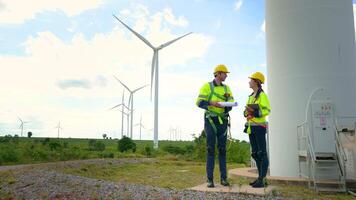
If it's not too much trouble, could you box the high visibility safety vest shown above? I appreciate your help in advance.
[196,81,234,112]
[244,91,271,134]
[196,81,234,129]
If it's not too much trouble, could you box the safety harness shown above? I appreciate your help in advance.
[205,81,231,138]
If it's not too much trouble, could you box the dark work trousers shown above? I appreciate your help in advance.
[248,125,269,179]
[205,116,228,181]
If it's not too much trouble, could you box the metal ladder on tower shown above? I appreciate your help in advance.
[297,88,347,192]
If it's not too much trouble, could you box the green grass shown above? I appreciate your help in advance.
[274,184,356,200]
[57,158,244,189]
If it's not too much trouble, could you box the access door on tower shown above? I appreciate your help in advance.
[310,101,336,154]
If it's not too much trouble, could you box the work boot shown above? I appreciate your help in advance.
[252,178,266,188]
[207,180,215,188]
[249,178,258,186]
[220,179,230,186]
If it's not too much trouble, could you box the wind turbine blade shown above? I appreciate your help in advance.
[110,104,123,110]
[157,32,193,50]
[113,14,155,49]
[18,117,23,123]
[150,52,157,101]
[133,84,149,93]
[128,93,132,107]
[113,75,132,92]
[121,90,125,102]
[122,104,131,111]
[118,110,129,116]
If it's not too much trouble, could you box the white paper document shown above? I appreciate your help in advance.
[218,102,238,107]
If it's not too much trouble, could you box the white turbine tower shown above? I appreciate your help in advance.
[110,99,131,138]
[55,121,63,138]
[119,109,130,137]
[113,76,147,139]
[111,90,130,138]
[113,15,192,148]
[134,115,145,140]
[18,117,28,137]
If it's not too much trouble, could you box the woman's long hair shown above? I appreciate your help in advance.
[250,79,264,102]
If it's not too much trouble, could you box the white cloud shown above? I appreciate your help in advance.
[0,0,103,24]
[234,0,243,11]
[0,1,5,12]
[57,76,107,90]
[257,20,265,39]
[162,8,188,27]
[0,5,214,140]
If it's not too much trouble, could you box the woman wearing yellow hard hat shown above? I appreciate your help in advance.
[243,72,271,188]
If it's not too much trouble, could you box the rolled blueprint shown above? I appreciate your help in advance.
[218,102,238,107]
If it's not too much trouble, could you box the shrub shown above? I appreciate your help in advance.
[192,130,207,161]
[29,148,50,161]
[0,145,21,164]
[98,152,114,158]
[12,135,19,144]
[190,129,250,163]
[184,145,194,155]
[162,145,186,155]
[117,136,136,153]
[48,141,62,151]
[226,139,250,164]
[88,140,106,151]
[144,145,152,157]
[0,135,12,143]
[63,141,69,148]
[42,138,50,145]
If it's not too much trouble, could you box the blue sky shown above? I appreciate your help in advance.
[0,0,355,141]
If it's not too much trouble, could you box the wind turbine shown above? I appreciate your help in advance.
[113,75,147,139]
[113,15,192,148]
[18,117,29,137]
[110,102,131,138]
[134,115,145,140]
[118,109,130,137]
[110,90,130,138]
[168,126,174,141]
[55,121,63,138]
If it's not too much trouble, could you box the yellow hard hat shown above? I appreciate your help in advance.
[214,64,229,74]
[249,72,265,84]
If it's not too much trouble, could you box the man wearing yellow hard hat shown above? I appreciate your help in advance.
[196,64,235,188]
[244,72,271,188]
